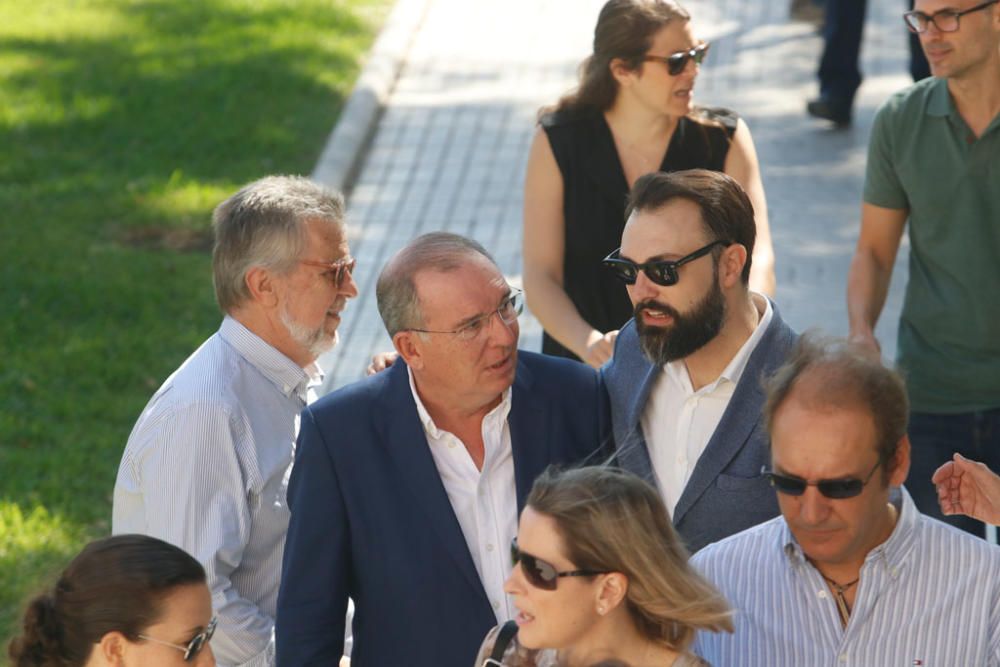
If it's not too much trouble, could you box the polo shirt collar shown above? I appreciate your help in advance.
[927,77,953,118]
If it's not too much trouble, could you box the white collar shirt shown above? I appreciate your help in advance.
[641,293,772,515]
[408,368,517,623]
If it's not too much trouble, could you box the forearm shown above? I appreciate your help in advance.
[524,268,604,357]
[846,247,893,338]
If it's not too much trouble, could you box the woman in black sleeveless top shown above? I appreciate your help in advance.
[523,0,775,365]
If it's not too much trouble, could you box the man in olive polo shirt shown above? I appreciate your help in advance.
[846,0,1000,537]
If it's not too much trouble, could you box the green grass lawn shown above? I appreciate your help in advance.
[0,0,389,648]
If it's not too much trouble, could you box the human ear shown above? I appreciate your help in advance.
[719,244,748,289]
[96,631,129,666]
[888,435,911,487]
[392,331,423,370]
[595,572,629,615]
[609,58,638,87]
[245,266,280,308]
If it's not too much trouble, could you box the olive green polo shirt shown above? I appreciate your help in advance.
[864,76,1000,413]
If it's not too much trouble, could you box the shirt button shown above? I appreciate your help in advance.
[486,543,494,552]
[448,441,456,448]
[492,600,499,610]
[839,654,848,663]
[817,590,828,599]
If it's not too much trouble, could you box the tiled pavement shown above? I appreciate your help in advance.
[317,0,916,392]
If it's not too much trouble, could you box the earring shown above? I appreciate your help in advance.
[597,605,606,615]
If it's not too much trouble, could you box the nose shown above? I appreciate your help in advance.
[340,268,359,298]
[798,487,831,525]
[504,562,525,595]
[627,268,661,305]
[198,643,217,667]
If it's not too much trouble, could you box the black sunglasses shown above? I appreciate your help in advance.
[510,539,608,591]
[761,460,883,500]
[603,240,729,287]
[643,42,711,76]
[139,617,216,662]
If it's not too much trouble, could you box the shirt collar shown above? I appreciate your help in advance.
[663,292,773,392]
[927,77,956,119]
[219,316,323,402]
[407,366,512,439]
[781,486,920,575]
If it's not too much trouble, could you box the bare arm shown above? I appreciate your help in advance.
[846,203,907,353]
[522,126,617,367]
[724,118,775,297]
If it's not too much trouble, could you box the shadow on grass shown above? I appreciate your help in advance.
[0,0,387,637]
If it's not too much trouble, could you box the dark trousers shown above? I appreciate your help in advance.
[906,407,1000,538]
[818,0,929,105]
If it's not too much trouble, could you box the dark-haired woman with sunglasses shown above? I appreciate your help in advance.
[8,534,216,667]
[523,0,775,368]
[474,467,732,666]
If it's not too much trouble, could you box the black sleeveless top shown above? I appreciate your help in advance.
[539,106,738,360]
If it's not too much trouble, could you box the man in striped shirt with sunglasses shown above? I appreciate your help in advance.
[692,334,1000,666]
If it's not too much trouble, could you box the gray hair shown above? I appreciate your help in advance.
[764,332,910,470]
[376,232,497,337]
[212,175,345,313]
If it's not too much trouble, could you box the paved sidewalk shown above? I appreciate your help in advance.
[318,0,915,391]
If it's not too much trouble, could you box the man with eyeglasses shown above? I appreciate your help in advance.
[275,232,608,667]
[847,0,1000,538]
[602,169,797,553]
[690,334,1000,666]
[113,175,359,667]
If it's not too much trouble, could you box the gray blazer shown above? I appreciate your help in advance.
[602,302,797,553]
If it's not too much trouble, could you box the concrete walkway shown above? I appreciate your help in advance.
[317,0,915,391]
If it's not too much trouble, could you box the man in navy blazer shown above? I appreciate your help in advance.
[276,232,608,667]
[602,170,797,553]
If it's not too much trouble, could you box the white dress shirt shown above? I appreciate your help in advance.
[641,294,772,515]
[408,368,518,622]
[113,316,322,667]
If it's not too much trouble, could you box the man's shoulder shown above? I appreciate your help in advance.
[915,511,1000,567]
[518,349,595,381]
[692,516,785,572]
[309,361,398,418]
[874,77,940,127]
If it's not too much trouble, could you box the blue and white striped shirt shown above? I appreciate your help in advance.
[691,487,1000,666]
[113,316,322,667]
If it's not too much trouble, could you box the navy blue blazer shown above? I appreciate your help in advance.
[276,351,609,667]
[602,302,797,553]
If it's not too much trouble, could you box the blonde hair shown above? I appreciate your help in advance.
[526,466,733,651]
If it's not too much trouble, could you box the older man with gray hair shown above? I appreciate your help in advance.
[113,175,358,666]
[276,231,609,667]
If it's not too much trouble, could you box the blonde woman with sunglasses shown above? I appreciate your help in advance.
[524,0,775,368]
[475,467,732,667]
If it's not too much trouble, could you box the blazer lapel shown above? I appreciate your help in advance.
[616,360,661,488]
[508,358,549,513]
[672,306,793,524]
[377,361,487,598]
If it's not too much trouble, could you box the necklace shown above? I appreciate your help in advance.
[822,574,860,627]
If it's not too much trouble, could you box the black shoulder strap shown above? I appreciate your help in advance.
[488,620,519,664]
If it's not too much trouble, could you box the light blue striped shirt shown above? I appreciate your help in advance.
[113,316,322,667]
[691,487,1000,666]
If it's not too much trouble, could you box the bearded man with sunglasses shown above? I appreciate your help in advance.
[276,232,608,667]
[691,334,1000,666]
[113,176,359,667]
[603,169,797,554]
[847,0,1000,538]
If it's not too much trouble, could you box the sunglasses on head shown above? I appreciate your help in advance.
[299,256,356,288]
[139,617,216,662]
[643,42,710,76]
[602,240,729,287]
[510,539,609,591]
[761,460,883,499]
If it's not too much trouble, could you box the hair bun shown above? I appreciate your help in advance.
[8,594,63,667]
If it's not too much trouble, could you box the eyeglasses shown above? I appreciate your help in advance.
[643,42,710,76]
[510,539,609,591]
[407,289,523,342]
[903,0,998,32]
[299,256,356,288]
[761,460,883,499]
[603,240,729,287]
[139,617,216,662]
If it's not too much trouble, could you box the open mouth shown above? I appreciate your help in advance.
[641,307,674,325]
[515,611,535,626]
[489,354,512,371]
